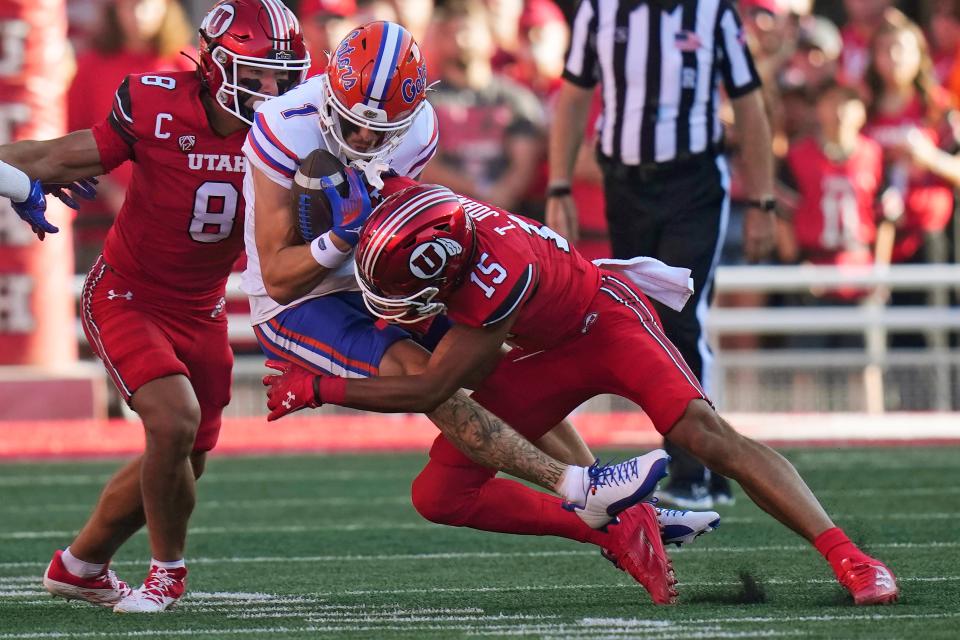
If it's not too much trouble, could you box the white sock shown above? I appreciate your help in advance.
[61,547,106,579]
[557,465,589,506]
[151,558,185,570]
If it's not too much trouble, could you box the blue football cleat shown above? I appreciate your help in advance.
[653,501,721,547]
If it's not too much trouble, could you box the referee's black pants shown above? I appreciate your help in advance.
[601,153,729,484]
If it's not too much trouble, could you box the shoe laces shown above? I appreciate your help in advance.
[104,569,125,590]
[647,498,688,519]
[141,567,177,600]
[588,458,640,492]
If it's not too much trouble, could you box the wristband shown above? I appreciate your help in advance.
[0,160,31,202]
[546,183,572,198]
[318,375,347,405]
[745,197,777,212]
[309,231,351,269]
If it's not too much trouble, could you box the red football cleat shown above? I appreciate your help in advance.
[837,558,899,605]
[114,565,188,613]
[43,549,132,607]
[602,502,678,605]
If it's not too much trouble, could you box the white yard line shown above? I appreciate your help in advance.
[3,575,959,603]
[0,522,432,540]
[0,469,410,488]
[2,485,955,515]
[4,513,959,540]
[0,495,411,515]
[0,611,958,640]
[1,587,957,640]
[1,541,958,571]
[722,512,960,524]
[813,486,960,498]
[583,612,960,625]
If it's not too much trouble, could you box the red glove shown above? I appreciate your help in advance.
[262,359,318,421]
[263,359,349,421]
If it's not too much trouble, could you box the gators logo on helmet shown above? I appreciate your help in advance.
[319,21,429,160]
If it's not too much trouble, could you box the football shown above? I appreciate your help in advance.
[290,149,350,243]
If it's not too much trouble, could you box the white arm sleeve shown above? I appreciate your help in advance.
[0,160,31,202]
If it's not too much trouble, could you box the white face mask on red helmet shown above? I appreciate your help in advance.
[355,184,477,324]
[198,0,311,125]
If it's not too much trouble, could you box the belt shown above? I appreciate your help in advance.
[598,151,714,182]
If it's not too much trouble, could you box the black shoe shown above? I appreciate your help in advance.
[709,473,735,506]
[655,479,713,510]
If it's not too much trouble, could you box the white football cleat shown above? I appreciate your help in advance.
[565,450,671,529]
[43,549,132,607]
[654,502,721,547]
[113,565,187,613]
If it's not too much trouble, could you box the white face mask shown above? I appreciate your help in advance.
[356,273,446,324]
[210,48,311,125]
[317,75,424,161]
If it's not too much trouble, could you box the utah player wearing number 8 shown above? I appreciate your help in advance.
[0,0,310,613]
[266,175,901,607]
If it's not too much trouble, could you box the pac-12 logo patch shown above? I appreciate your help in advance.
[178,135,196,152]
[409,238,463,279]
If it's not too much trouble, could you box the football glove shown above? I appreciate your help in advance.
[263,359,322,421]
[12,179,57,240]
[12,177,99,241]
[45,177,99,210]
[322,166,372,247]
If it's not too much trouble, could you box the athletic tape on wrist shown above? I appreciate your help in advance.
[310,231,351,269]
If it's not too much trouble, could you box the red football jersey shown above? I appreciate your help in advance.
[444,196,602,351]
[786,136,883,264]
[91,71,249,308]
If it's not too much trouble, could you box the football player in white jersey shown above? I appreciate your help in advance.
[242,21,720,603]
[242,20,438,327]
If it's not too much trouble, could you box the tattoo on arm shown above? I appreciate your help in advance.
[427,390,567,490]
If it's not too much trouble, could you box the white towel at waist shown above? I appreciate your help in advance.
[592,256,694,312]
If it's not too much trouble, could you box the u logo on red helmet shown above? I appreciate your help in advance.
[202,4,235,37]
[409,238,463,280]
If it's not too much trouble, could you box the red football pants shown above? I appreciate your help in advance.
[81,256,232,452]
[410,272,707,541]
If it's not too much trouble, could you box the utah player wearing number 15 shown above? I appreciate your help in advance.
[0,0,309,613]
[268,176,900,607]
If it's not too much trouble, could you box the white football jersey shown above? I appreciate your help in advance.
[240,74,439,324]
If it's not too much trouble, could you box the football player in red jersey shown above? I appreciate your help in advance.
[265,176,901,607]
[245,23,726,605]
[0,0,311,612]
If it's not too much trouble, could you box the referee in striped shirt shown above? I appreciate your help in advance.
[547,0,775,509]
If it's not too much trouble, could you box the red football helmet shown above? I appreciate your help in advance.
[320,21,429,160]
[355,184,476,324]
[198,0,311,125]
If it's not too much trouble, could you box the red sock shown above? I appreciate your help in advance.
[813,527,872,578]
[411,461,609,547]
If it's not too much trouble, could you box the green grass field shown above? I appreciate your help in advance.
[0,446,957,639]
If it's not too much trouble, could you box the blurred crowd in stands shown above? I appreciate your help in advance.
[60,0,960,307]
